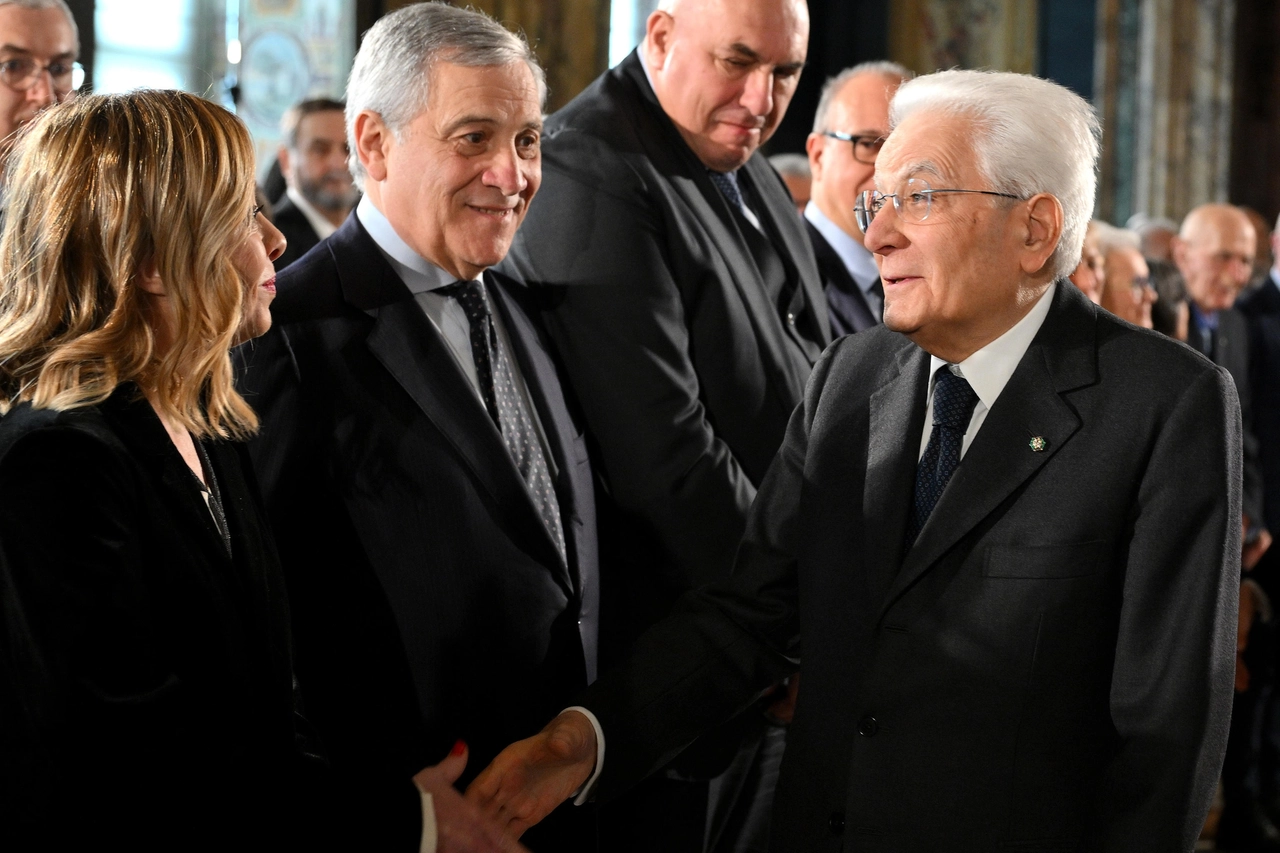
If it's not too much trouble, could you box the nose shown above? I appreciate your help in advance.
[26,68,56,108]
[740,68,774,118]
[258,212,286,262]
[862,198,904,253]
[483,144,529,196]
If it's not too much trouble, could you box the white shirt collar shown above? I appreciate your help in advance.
[356,195,468,292]
[804,200,879,292]
[286,186,340,241]
[1270,267,1280,293]
[928,283,1056,412]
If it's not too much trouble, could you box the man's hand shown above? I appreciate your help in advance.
[413,741,530,853]
[465,710,598,839]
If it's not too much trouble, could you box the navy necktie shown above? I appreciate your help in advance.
[907,367,980,546]
[438,280,567,563]
[709,169,749,216]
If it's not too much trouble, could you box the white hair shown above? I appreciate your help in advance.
[890,69,1100,279]
[0,0,78,49]
[1092,221,1141,258]
[812,61,912,133]
[345,1,546,191]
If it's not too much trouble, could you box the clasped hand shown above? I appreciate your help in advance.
[465,709,599,839]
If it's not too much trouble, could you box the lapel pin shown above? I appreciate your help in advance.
[1029,436,1047,452]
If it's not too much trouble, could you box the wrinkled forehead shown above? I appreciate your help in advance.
[874,110,980,190]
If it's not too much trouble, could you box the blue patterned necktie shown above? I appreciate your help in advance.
[906,366,980,546]
[709,169,748,216]
[438,280,567,563]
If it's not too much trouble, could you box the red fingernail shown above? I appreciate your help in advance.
[451,739,466,757]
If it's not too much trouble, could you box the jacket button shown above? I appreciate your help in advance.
[787,312,796,325]
[857,715,878,737]
[828,812,845,834]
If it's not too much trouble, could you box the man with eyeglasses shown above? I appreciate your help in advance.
[1091,222,1156,329]
[0,0,77,160]
[804,61,909,337]
[471,69,1239,853]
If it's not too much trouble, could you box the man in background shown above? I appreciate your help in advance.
[767,152,810,214]
[1094,222,1156,329]
[0,0,77,159]
[500,0,824,848]
[272,97,359,270]
[803,61,909,336]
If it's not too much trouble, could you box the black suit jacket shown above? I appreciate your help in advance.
[580,283,1239,852]
[501,50,830,655]
[0,387,407,848]
[271,195,321,272]
[805,218,879,336]
[237,215,599,848]
[1239,282,1280,536]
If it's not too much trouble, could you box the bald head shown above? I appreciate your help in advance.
[643,0,809,172]
[1173,203,1256,313]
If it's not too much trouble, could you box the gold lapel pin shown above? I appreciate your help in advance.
[1029,436,1047,452]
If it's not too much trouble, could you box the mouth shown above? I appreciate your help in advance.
[467,203,519,220]
[882,275,920,288]
[261,276,276,294]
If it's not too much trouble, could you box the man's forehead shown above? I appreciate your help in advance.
[0,6,76,55]
[298,111,345,137]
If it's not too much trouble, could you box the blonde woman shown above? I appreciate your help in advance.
[0,91,523,853]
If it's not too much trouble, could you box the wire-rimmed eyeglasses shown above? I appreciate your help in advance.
[854,177,1022,232]
[0,57,84,96]
[821,131,885,165]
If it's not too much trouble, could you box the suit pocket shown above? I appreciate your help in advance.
[983,541,1107,579]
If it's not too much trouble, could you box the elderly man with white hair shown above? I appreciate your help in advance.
[0,0,78,157]
[468,69,1240,853]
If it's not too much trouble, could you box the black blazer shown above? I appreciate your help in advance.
[237,215,599,848]
[0,387,408,848]
[501,50,830,653]
[580,283,1240,852]
[271,195,321,272]
[1199,305,1265,528]
[805,218,879,336]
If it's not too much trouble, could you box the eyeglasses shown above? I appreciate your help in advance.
[822,131,885,165]
[0,57,84,96]
[854,177,1022,232]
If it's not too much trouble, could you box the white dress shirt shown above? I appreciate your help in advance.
[918,284,1056,460]
[804,200,882,320]
[286,186,340,241]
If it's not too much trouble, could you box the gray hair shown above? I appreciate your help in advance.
[890,69,1101,280]
[811,61,912,133]
[345,1,546,190]
[1092,221,1141,258]
[768,152,810,178]
[0,0,78,49]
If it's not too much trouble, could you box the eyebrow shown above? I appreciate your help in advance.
[0,45,75,61]
[877,159,945,190]
[726,42,805,74]
[442,115,543,135]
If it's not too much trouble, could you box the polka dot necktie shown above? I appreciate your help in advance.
[709,169,748,217]
[906,366,980,547]
[438,280,567,564]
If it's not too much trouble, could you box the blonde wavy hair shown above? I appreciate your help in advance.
[0,90,260,439]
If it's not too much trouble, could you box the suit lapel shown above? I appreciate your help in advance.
[878,284,1097,619]
[806,220,878,333]
[333,221,572,593]
[862,346,930,608]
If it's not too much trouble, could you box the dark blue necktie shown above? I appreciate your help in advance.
[709,169,748,216]
[438,280,567,563]
[907,367,980,546]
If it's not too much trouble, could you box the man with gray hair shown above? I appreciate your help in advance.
[804,60,910,336]
[271,97,358,270]
[0,0,77,158]
[767,152,811,214]
[239,4,599,850]
[471,69,1240,853]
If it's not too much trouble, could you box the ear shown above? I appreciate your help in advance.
[1170,235,1188,269]
[1017,193,1064,277]
[354,110,391,184]
[805,132,825,181]
[276,145,292,179]
[644,10,675,71]
[135,256,166,296]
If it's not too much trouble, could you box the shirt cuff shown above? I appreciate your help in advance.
[416,788,437,853]
[563,705,605,805]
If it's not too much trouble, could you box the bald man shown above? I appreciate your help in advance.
[804,62,909,336]
[500,0,824,849]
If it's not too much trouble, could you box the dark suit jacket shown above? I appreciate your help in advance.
[1198,305,1265,528]
[580,283,1240,852]
[501,50,830,656]
[805,218,879,336]
[0,387,410,848]
[1239,281,1280,537]
[271,195,321,272]
[237,215,599,849]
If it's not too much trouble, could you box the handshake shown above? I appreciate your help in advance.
[420,710,598,853]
